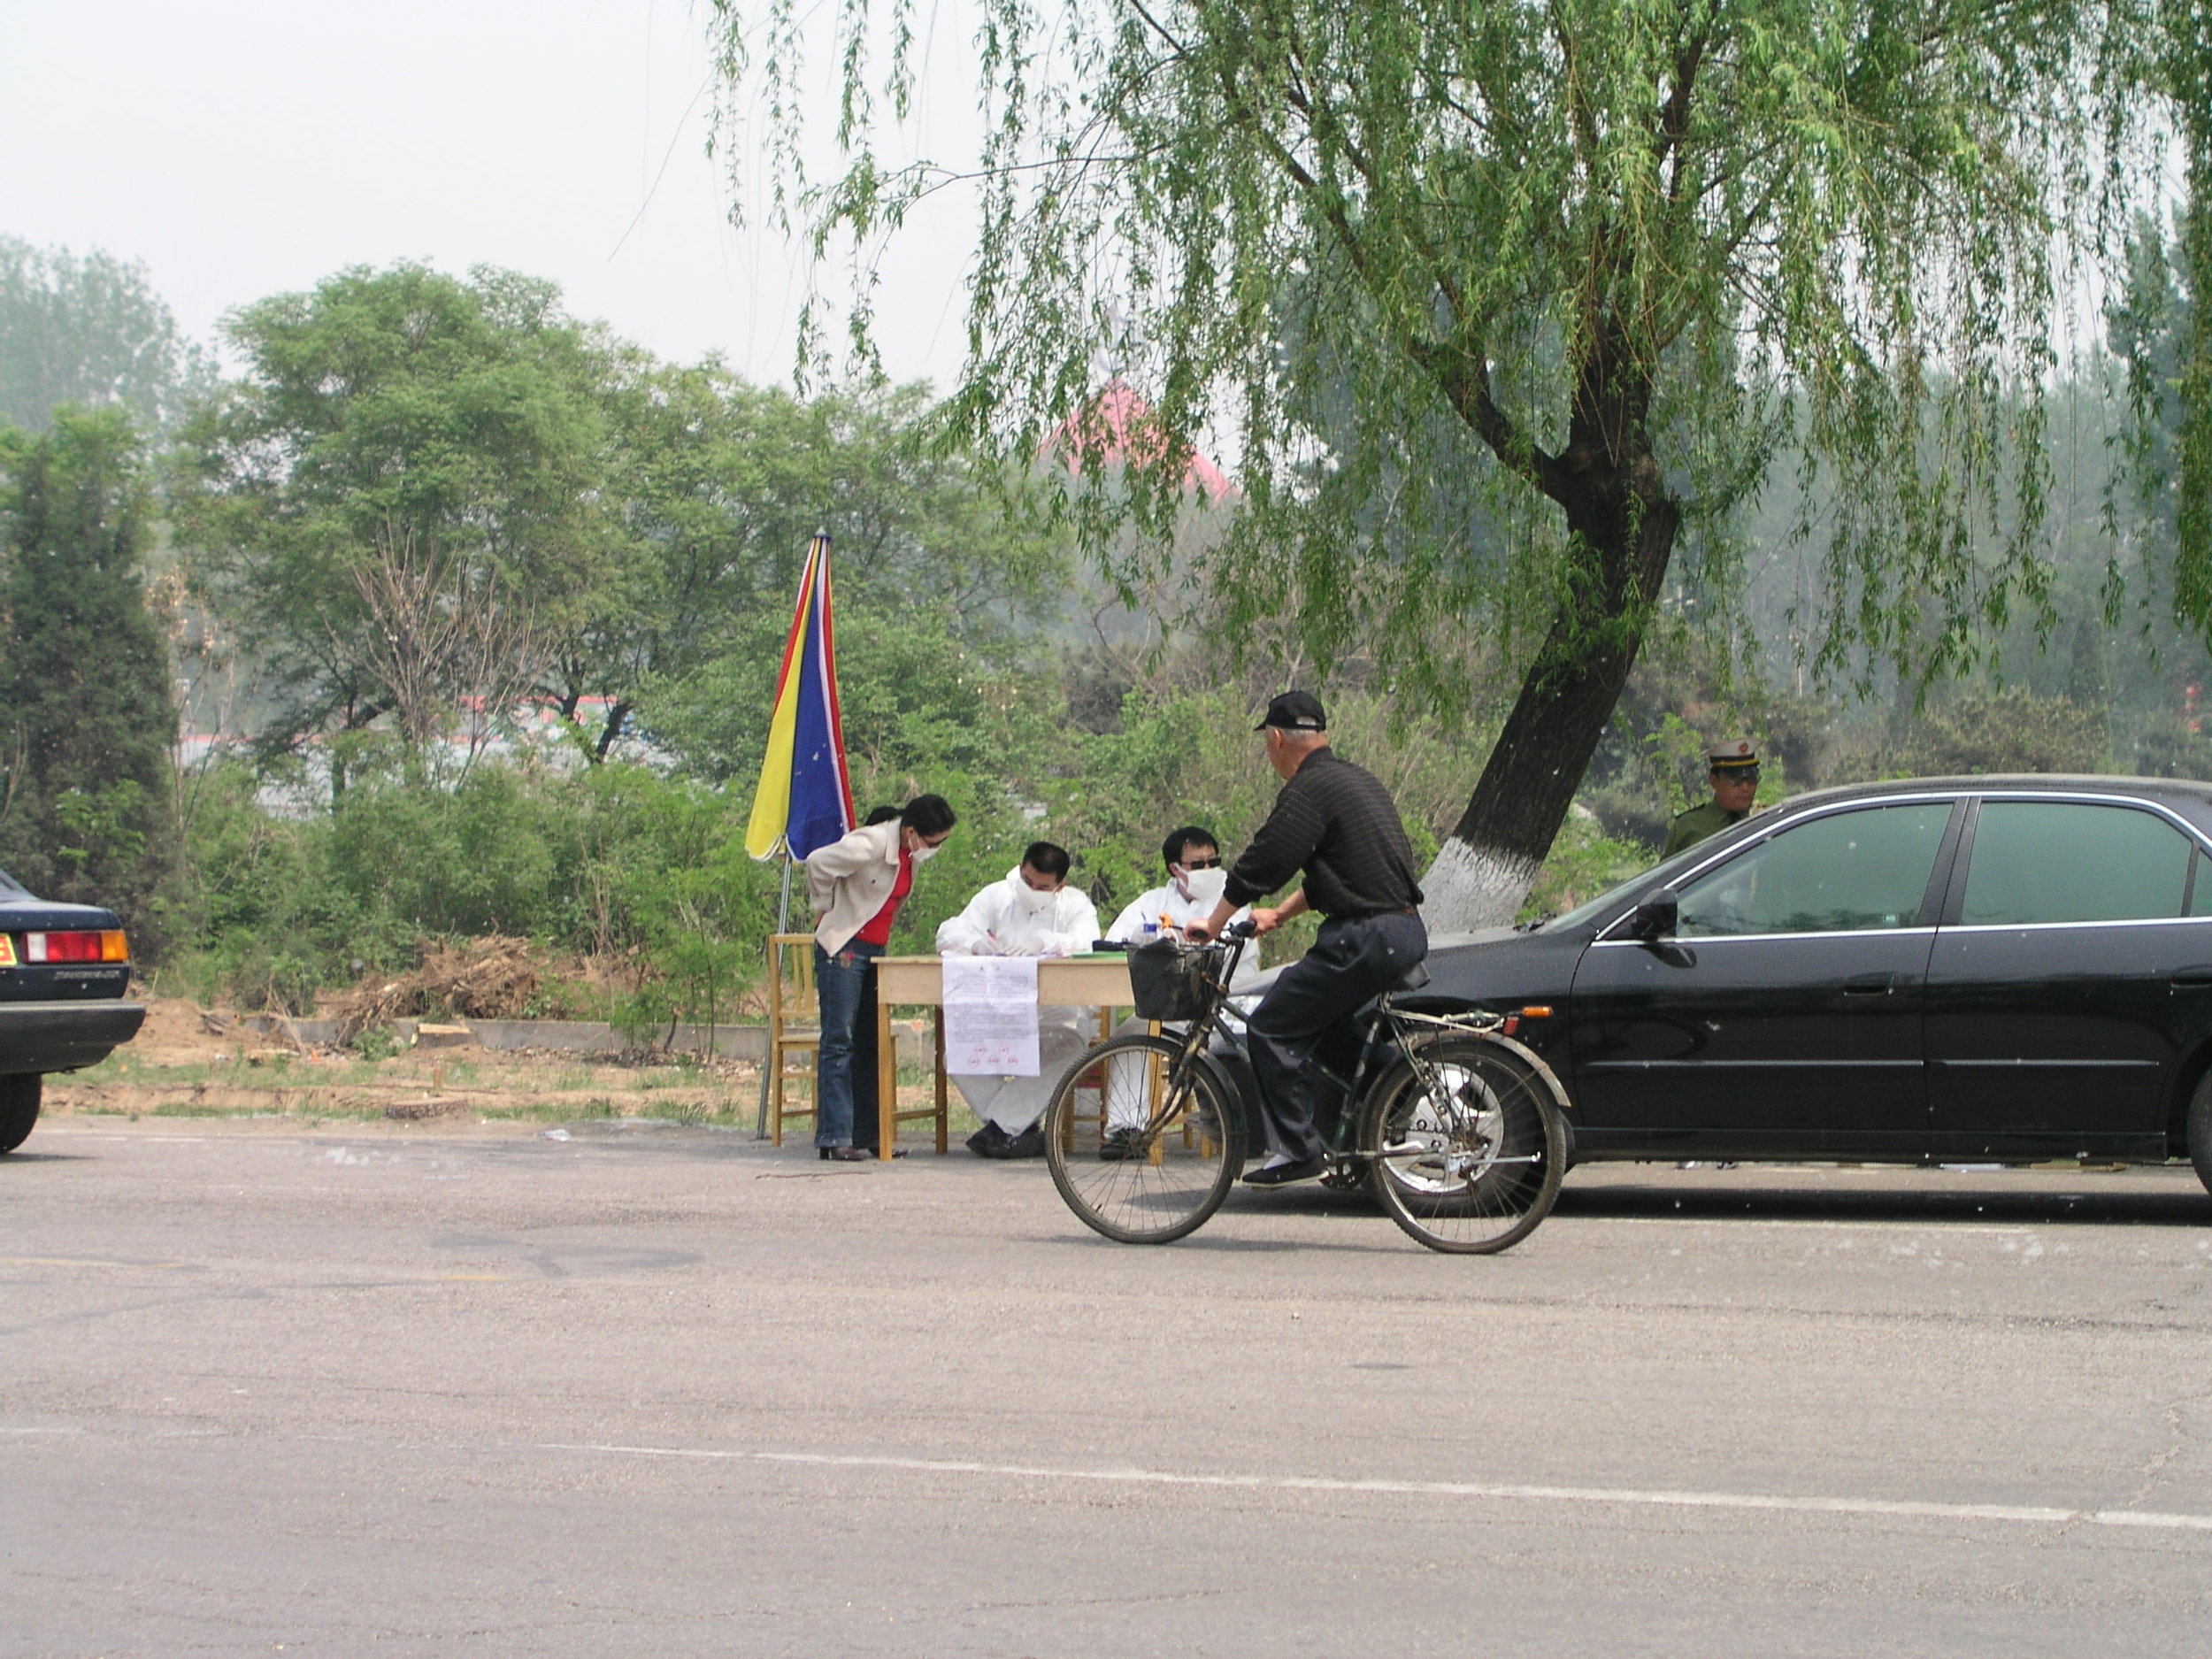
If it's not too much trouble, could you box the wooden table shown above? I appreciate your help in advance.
[872,955,1136,1159]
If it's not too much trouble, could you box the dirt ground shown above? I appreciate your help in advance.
[42,995,967,1134]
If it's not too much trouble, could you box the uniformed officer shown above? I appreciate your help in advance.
[1662,740,1762,857]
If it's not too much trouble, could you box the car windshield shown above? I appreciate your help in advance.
[1539,838,1713,933]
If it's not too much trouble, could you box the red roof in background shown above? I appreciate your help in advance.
[1048,380,1237,504]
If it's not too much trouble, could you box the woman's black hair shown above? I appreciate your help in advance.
[1160,826,1217,870]
[899,795,957,838]
[1023,841,1071,880]
[862,803,902,826]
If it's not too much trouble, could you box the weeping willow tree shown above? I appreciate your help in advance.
[711,0,2203,928]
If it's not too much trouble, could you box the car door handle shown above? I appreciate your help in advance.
[2171,967,2212,987]
[1841,973,1901,995]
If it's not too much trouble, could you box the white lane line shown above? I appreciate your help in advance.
[540,1442,2212,1534]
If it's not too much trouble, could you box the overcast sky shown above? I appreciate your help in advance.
[0,0,983,388]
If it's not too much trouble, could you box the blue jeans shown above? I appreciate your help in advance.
[814,941,883,1148]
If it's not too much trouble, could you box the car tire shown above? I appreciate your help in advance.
[0,1073,41,1155]
[2191,1071,2212,1199]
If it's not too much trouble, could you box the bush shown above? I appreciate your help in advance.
[1895,690,2108,776]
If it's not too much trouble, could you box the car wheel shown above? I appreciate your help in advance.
[0,1074,41,1154]
[2191,1072,2212,1199]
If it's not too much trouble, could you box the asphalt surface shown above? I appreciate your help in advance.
[6,1117,2212,1657]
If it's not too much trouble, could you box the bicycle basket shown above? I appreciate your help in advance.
[1126,938,1225,1022]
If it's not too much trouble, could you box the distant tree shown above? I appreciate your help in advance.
[0,238,212,435]
[560,371,1066,760]
[172,264,618,787]
[2113,207,2206,618]
[713,0,2195,927]
[0,408,179,934]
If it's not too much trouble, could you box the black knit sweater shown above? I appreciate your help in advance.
[1224,748,1424,918]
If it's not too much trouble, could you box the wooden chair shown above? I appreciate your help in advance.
[764,933,821,1146]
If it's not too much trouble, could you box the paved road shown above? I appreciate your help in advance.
[6,1118,2212,1656]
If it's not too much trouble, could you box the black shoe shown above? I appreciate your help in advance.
[1242,1155,1325,1187]
[819,1145,871,1162]
[1004,1122,1046,1159]
[1099,1126,1142,1163]
[966,1123,1013,1158]
[855,1145,910,1159]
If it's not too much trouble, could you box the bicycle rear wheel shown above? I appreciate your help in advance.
[1360,1036,1564,1254]
[1043,1033,1244,1244]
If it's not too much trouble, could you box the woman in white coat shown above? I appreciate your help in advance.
[803,795,956,1160]
[935,841,1100,1156]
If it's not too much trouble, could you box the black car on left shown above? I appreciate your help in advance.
[0,868,145,1152]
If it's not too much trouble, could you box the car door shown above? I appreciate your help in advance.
[1569,798,1962,1158]
[1925,796,2212,1160]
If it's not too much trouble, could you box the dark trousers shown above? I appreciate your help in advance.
[1246,911,1428,1163]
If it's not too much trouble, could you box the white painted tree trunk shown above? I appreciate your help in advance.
[1419,834,1542,934]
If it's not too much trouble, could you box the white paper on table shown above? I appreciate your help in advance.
[941,955,1041,1076]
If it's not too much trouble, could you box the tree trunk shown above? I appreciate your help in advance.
[1422,453,1680,933]
[594,700,630,764]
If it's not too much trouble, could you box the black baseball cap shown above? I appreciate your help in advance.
[1256,690,1328,732]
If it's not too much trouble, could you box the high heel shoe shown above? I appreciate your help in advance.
[819,1145,871,1162]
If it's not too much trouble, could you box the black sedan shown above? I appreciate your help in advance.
[1420,775,2212,1192]
[0,869,145,1152]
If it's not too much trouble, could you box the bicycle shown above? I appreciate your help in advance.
[1041,923,1569,1252]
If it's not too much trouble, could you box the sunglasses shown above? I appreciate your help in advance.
[1179,855,1223,870]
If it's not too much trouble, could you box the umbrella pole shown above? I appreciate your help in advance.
[755,852,795,1139]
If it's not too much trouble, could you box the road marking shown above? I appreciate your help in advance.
[541,1442,2212,1534]
[0,1256,188,1270]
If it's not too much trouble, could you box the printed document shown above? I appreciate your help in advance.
[941,956,1041,1076]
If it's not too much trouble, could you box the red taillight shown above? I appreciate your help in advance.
[24,930,127,964]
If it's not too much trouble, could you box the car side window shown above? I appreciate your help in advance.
[2193,849,2212,918]
[1960,802,2193,926]
[1675,803,1953,937]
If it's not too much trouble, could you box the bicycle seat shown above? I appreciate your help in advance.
[1390,960,1432,993]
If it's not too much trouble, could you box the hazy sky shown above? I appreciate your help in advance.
[0,0,983,388]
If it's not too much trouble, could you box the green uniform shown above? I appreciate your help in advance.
[1662,800,1747,859]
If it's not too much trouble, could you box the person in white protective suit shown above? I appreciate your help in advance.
[1099,826,1261,1157]
[936,841,1101,1157]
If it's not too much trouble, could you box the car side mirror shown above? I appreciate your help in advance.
[1627,889,1678,941]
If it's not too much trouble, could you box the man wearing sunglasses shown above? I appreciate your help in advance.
[1662,740,1763,858]
[1097,827,1261,1162]
[1104,826,1244,943]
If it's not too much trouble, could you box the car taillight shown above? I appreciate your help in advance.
[24,930,127,963]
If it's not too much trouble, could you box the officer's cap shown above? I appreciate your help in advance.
[1706,739,1759,771]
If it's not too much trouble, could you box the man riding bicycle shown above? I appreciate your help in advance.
[1184,691,1428,1187]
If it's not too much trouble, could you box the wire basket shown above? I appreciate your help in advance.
[1126,938,1226,1022]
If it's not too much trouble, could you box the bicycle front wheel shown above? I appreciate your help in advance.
[1043,1033,1245,1244]
[1360,1036,1564,1255]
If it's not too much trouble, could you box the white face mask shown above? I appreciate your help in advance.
[1015,879,1059,915]
[1184,866,1228,907]
[908,838,939,865]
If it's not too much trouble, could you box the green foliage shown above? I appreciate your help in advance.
[0,407,179,939]
[1891,690,2109,778]
[562,372,1066,756]
[173,756,790,1022]
[1518,816,1654,926]
[172,263,618,757]
[710,0,2167,703]
[0,238,213,435]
